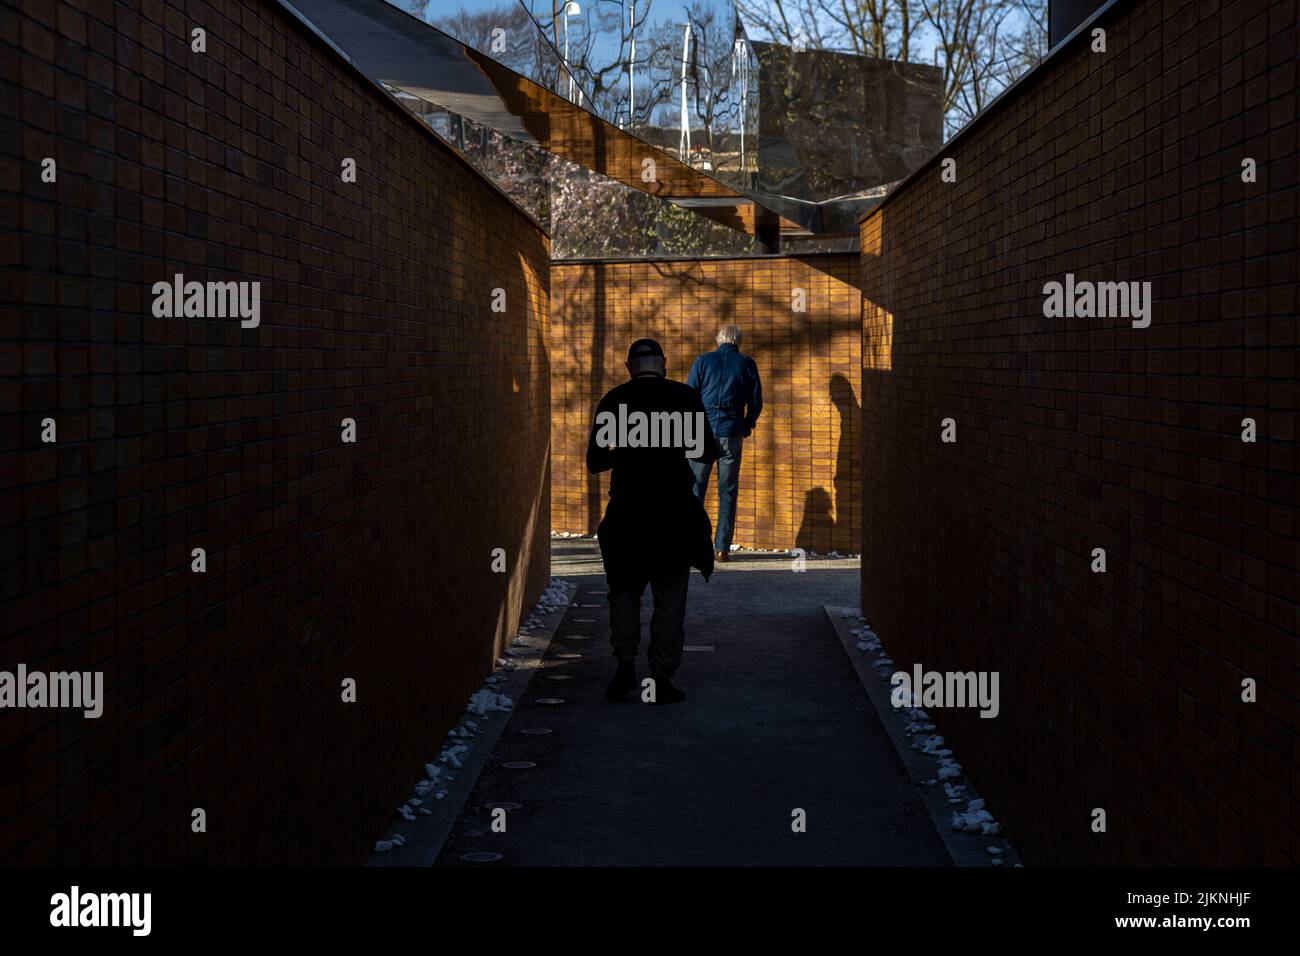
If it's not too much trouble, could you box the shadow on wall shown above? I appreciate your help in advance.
[558,254,862,553]
[487,250,552,672]
[796,372,860,552]
[584,274,606,534]
[368,227,552,867]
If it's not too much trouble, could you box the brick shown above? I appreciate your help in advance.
[858,0,1297,866]
[0,0,550,863]
[550,256,861,554]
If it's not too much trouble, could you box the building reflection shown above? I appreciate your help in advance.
[289,0,944,256]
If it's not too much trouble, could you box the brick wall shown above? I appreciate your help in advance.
[551,255,860,553]
[860,0,1296,864]
[0,0,551,863]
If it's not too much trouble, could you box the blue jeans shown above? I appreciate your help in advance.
[690,435,743,551]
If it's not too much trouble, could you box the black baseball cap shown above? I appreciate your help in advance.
[627,338,665,360]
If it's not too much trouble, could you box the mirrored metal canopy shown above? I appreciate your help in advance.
[282,0,806,238]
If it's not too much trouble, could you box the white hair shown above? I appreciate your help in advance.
[716,325,741,346]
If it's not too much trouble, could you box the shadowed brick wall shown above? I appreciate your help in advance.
[0,0,550,863]
[860,0,1297,864]
[551,255,860,554]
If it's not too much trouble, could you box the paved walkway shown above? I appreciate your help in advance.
[435,539,950,866]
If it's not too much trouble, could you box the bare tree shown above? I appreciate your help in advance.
[637,3,744,166]
[406,1,566,90]
[532,0,656,121]
[737,0,922,59]
[918,0,1046,136]
[738,0,1048,139]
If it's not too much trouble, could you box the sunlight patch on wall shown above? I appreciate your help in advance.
[861,212,893,372]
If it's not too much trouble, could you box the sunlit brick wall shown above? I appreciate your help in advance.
[0,0,550,863]
[860,0,1297,864]
[551,255,860,554]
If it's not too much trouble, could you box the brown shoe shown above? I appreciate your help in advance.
[714,549,729,563]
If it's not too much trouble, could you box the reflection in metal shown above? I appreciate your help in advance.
[439,59,764,252]
[750,41,944,234]
[511,0,759,193]
[731,36,749,182]
[283,0,799,240]
[678,22,691,163]
[627,0,636,128]
[562,1,582,103]
[285,0,945,254]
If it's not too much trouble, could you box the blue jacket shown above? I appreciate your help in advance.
[687,343,763,438]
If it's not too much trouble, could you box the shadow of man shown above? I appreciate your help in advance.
[795,487,834,553]
[830,373,860,554]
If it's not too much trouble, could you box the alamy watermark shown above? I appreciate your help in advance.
[593,404,708,458]
[1042,273,1151,328]
[151,274,261,327]
[50,886,150,936]
[0,665,103,718]
[890,663,999,718]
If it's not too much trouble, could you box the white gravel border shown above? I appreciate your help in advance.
[825,606,1022,868]
[367,579,576,866]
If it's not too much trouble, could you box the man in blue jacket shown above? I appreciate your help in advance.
[687,326,763,562]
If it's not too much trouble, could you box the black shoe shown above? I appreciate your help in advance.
[606,661,636,701]
[649,674,686,705]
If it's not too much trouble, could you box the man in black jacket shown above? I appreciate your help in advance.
[587,339,719,704]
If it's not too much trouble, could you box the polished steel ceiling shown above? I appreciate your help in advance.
[281,0,807,237]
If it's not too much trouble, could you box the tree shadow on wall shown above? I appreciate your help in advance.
[584,272,607,533]
[570,255,860,544]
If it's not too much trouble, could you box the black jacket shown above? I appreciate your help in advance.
[587,372,719,580]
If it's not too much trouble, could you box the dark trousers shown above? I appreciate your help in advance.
[605,563,691,678]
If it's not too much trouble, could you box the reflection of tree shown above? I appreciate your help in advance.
[534,1,753,187]
[738,0,1049,139]
[443,117,555,223]
[550,165,755,258]
[404,1,757,194]
[530,0,653,122]
[406,1,566,88]
[738,0,921,58]
[641,3,745,172]
[415,101,753,258]
[752,40,944,200]
[393,1,761,249]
